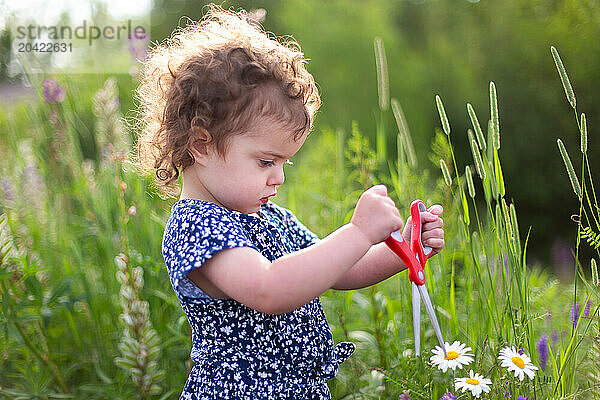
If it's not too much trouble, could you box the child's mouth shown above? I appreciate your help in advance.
[260,193,275,204]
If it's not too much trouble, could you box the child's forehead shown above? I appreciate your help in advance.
[240,121,307,157]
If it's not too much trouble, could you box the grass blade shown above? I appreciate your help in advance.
[493,146,505,198]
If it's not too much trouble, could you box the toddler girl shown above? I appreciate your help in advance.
[133,4,444,399]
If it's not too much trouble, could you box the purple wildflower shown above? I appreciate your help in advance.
[440,393,456,400]
[517,396,528,400]
[127,33,150,63]
[518,346,525,355]
[537,334,549,370]
[551,331,559,346]
[570,302,580,327]
[584,299,593,318]
[500,380,512,398]
[398,390,411,400]
[42,78,65,103]
[1,177,15,205]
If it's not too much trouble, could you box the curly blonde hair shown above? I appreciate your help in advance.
[132,3,321,199]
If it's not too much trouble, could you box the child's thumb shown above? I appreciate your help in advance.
[369,184,388,196]
[428,204,443,215]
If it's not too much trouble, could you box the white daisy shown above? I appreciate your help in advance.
[430,341,474,372]
[498,346,538,381]
[455,370,492,398]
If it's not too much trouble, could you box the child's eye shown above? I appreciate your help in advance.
[259,160,275,167]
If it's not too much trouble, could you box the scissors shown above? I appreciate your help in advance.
[384,199,447,357]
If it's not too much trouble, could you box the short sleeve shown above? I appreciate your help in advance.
[275,205,320,250]
[162,202,258,297]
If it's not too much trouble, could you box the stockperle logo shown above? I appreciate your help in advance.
[15,20,147,46]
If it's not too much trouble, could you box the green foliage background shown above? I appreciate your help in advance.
[149,0,600,264]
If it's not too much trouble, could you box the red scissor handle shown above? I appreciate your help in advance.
[384,199,432,286]
[410,200,433,269]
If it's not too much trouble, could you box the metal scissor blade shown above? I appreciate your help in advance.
[412,282,421,356]
[417,284,447,358]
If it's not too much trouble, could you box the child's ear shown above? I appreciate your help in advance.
[188,127,213,163]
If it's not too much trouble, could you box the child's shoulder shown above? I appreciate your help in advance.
[170,198,235,222]
[166,198,298,231]
[165,199,246,239]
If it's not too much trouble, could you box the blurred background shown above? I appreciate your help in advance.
[2,0,599,274]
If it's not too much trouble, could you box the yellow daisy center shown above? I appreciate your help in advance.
[466,378,480,385]
[511,356,525,369]
[444,351,460,360]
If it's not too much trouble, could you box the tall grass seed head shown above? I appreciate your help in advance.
[374,37,389,111]
[551,46,576,109]
[436,95,451,135]
[557,138,582,199]
[580,113,587,153]
[489,81,500,150]
[465,165,475,198]
[440,159,452,186]
[467,103,486,150]
[470,139,485,180]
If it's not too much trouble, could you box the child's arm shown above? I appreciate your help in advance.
[188,185,403,314]
[331,205,444,290]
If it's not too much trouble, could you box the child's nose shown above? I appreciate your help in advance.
[267,166,285,186]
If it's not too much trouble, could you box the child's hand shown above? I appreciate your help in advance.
[350,185,404,245]
[402,204,445,256]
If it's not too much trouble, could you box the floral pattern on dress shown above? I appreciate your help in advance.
[162,199,355,399]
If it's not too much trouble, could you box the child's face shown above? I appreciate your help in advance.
[187,119,307,214]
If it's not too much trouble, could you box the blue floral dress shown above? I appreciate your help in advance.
[162,199,355,399]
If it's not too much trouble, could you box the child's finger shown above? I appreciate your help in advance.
[427,204,443,215]
[423,218,443,231]
[422,227,444,240]
[424,237,445,250]
[420,212,439,222]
